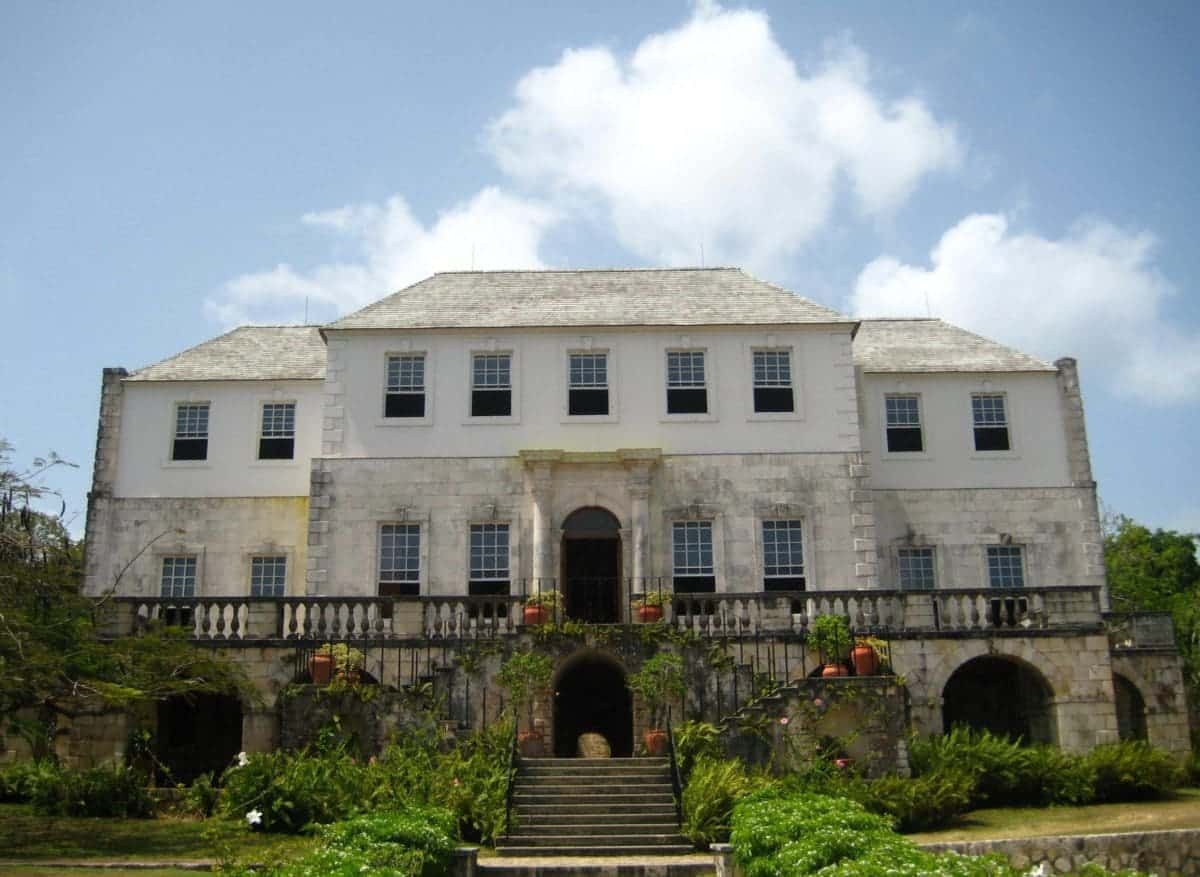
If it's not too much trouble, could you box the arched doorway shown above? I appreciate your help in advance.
[155,692,243,784]
[942,656,1056,744]
[1113,674,1148,742]
[554,652,633,757]
[561,507,621,623]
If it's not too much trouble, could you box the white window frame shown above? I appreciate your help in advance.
[563,349,618,422]
[465,348,520,424]
[970,392,1016,456]
[256,401,296,462]
[468,522,512,593]
[169,401,211,464]
[986,544,1026,589]
[160,555,198,598]
[378,523,422,596]
[883,393,926,456]
[749,349,797,417]
[661,346,717,422]
[761,519,806,591]
[249,554,288,597]
[896,546,937,591]
[380,352,432,426]
[671,520,715,591]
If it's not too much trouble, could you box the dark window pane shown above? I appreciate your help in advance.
[667,388,707,414]
[379,581,420,597]
[753,387,794,413]
[974,427,1010,451]
[569,388,608,416]
[886,427,923,452]
[472,389,511,417]
[673,575,715,593]
[468,580,510,596]
[385,393,426,418]
[258,437,294,460]
[172,438,207,461]
[764,576,806,592]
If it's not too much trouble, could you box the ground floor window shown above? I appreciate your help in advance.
[673,520,714,592]
[469,523,510,595]
[379,524,420,596]
[250,555,286,596]
[762,519,805,590]
[160,556,196,597]
[897,547,936,590]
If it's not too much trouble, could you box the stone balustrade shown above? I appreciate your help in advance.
[109,584,1104,642]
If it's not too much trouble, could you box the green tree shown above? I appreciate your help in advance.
[0,440,251,759]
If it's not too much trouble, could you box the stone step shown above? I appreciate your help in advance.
[514,791,675,806]
[500,833,689,848]
[516,774,669,787]
[507,821,682,838]
[515,782,674,795]
[518,769,669,782]
[516,802,678,817]
[515,812,678,827]
[494,844,697,858]
[523,758,669,767]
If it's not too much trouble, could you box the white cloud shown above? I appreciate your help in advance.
[487,4,961,274]
[205,187,558,326]
[852,213,1200,405]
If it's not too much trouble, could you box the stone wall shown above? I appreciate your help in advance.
[920,828,1200,875]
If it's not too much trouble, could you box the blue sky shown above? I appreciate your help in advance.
[2,1,1198,538]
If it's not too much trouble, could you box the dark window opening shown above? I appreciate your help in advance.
[886,427,923,453]
[468,580,510,596]
[754,387,794,413]
[569,388,608,416]
[667,388,707,414]
[974,427,1010,452]
[764,576,806,591]
[385,393,425,418]
[172,438,207,461]
[380,581,419,597]
[673,575,715,592]
[258,437,294,459]
[472,389,511,417]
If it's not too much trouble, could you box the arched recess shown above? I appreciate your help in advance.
[553,651,632,757]
[561,506,622,623]
[942,655,1056,744]
[1113,673,1148,742]
[155,692,243,784]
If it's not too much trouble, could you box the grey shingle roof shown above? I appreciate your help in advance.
[324,268,849,331]
[853,319,1054,373]
[127,326,327,382]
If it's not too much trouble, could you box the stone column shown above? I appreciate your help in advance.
[520,451,562,588]
[619,449,661,594]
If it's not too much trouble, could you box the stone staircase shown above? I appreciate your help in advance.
[497,757,693,857]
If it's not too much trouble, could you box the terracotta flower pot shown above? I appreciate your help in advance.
[518,730,545,758]
[635,604,663,623]
[523,605,549,625]
[821,662,849,678]
[643,728,669,756]
[308,653,333,684]
[850,644,879,677]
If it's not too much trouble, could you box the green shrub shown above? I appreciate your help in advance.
[681,756,769,847]
[30,763,154,818]
[185,771,221,817]
[0,759,58,803]
[674,720,722,780]
[427,719,513,844]
[220,748,372,833]
[371,725,443,808]
[1085,741,1184,802]
[1022,744,1096,806]
[860,770,975,832]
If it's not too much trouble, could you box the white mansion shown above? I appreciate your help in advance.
[82,268,1191,760]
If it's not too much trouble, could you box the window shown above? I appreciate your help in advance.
[762,520,805,590]
[250,556,287,596]
[258,402,295,459]
[752,351,794,413]
[379,524,420,596]
[160,556,197,597]
[673,521,715,592]
[469,523,510,595]
[666,351,707,414]
[385,354,426,418]
[172,403,209,461]
[568,352,609,416]
[897,547,936,590]
[972,394,1011,452]
[986,545,1025,588]
[471,353,512,417]
[885,395,923,452]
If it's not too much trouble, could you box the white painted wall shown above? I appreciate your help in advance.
[327,325,860,458]
[860,372,1072,489]
[113,380,323,498]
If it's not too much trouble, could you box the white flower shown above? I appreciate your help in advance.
[235,751,250,767]
[246,809,263,826]
[1025,865,1049,877]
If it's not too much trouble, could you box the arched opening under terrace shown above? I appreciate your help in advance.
[942,655,1056,745]
[553,651,632,757]
[155,692,243,784]
[1113,673,1148,742]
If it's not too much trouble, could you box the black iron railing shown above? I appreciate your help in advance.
[666,706,683,824]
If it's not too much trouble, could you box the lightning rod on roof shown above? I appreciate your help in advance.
[700,244,705,267]
[304,297,309,325]
[924,290,931,318]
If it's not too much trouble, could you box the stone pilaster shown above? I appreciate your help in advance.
[305,459,333,595]
[521,452,561,586]
[1056,358,1107,603]
[321,335,346,457]
[620,449,661,593]
[83,368,127,595]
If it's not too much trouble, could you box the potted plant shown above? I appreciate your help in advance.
[809,614,851,677]
[626,652,686,755]
[308,642,367,685]
[308,647,334,684]
[498,650,554,757]
[631,590,668,623]
[522,590,562,625]
[850,635,887,677]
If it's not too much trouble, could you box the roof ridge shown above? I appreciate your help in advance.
[431,266,741,276]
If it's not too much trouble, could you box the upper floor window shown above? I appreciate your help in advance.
[379,524,420,596]
[172,403,209,461]
[469,523,510,595]
[972,394,1010,452]
[986,545,1025,588]
[472,353,512,417]
[568,352,609,416]
[258,402,295,460]
[885,395,923,453]
[161,556,197,597]
[752,351,794,413]
[667,351,707,414]
[673,520,715,592]
[897,547,936,590]
[762,520,805,590]
[250,555,287,596]
[385,354,426,418]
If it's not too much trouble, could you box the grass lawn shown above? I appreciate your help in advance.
[0,803,314,865]
[909,787,1200,844]
[0,869,202,876]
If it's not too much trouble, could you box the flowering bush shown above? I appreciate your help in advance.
[220,747,372,833]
